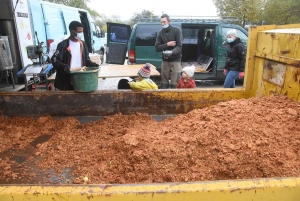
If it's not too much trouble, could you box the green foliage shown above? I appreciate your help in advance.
[95,14,126,33]
[263,0,300,24]
[44,0,100,20]
[45,0,90,9]
[128,10,159,27]
[86,8,101,20]
[213,0,265,26]
[213,0,300,26]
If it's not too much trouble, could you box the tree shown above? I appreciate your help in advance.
[128,10,159,27]
[213,0,265,27]
[44,0,100,20]
[95,14,126,33]
[263,0,300,24]
[45,0,89,9]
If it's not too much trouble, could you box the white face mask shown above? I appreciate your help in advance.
[162,24,169,29]
[73,31,83,40]
[227,38,234,43]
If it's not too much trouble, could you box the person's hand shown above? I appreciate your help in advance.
[239,72,245,78]
[223,69,227,75]
[167,41,176,46]
[64,65,70,74]
[163,50,173,57]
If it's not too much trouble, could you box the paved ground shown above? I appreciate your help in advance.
[97,77,131,90]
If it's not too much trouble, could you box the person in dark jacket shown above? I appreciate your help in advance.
[155,14,183,89]
[51,21,99,90]
[223,29,246,88]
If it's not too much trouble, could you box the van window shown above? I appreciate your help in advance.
[136,24,162,46]
[91,22,97,36]
[222,28,248,46]
[110,25,130,43]
[182,28,198,44]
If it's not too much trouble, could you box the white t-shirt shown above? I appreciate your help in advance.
[69,40,82,69]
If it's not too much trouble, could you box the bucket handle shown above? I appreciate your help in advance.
[2,44,5,50]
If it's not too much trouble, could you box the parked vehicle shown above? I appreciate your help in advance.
[0,0,106,81]
[105,17,248,82]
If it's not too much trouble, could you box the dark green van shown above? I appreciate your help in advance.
[105,18,248,81]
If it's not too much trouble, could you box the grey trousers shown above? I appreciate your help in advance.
[160,61,181,88]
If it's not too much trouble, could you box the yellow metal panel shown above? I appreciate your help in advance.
[153,88,246,113]
[0,177,300,200]
[256,28,300,60]
[245,24,300,101]
[249,58,300,101]
[243,25,277,97]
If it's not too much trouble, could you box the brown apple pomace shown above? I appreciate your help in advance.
[0,96,299,184]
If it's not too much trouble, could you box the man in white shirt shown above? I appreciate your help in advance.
[51,21,99,90]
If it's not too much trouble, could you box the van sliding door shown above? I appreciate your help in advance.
[106,23,131,64]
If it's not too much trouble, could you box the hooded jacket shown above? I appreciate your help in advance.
[224,37,246,72]
[51,38,99,90]
[155,25,183,62]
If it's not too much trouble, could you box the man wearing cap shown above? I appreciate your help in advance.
[117,63,158,90]
[155,14,183,89]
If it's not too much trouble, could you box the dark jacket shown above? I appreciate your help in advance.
[224,37,246,72]
[51,38,99,90]
[155,25,182,62]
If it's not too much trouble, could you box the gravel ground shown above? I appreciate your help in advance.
[97,77,131,90]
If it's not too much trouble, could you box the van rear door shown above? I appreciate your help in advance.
[106,23,131,64]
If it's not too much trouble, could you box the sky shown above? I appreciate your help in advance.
[88,0,218,21]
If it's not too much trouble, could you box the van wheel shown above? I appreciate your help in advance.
[100,50,104,64]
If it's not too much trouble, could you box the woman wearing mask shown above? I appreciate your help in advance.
[223,29,246,88]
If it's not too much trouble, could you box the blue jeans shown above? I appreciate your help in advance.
[224,70,239,88]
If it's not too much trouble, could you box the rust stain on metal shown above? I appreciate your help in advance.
[230,187,259,193]
[270,33,276,39]
[295,70,300,83]
[280,50,290,54]
[292,60,300,67]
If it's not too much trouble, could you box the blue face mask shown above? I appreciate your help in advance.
[162,24,169,29]
[227,38,234,43]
